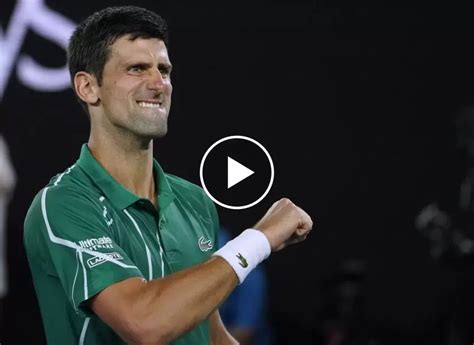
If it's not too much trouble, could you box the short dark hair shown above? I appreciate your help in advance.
[67,6,169,112]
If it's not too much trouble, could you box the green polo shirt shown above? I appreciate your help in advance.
[24,144,220,345]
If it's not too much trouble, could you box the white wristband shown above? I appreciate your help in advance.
[212,229,271,284]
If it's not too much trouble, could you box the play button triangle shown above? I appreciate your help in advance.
[227,156,254,189]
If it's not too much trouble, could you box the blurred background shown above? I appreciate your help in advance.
[1,0,474,344]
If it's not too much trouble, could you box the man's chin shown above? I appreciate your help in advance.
[141,126,168,140]
[152,129,168,139]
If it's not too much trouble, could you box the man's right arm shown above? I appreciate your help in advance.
[90,198,313,345]
[91,256,238,345]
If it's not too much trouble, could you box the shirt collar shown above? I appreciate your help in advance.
[77,144,175,211]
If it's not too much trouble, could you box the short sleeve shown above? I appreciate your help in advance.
[24,185,144,317]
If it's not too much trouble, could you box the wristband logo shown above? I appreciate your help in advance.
[236,253,248,268]
[198,236,213,252]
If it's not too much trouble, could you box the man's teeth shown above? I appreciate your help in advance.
[137,101,161,108]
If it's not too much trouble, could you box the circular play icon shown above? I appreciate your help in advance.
[199,135,274,210]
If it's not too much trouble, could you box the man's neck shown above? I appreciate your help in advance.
[88,133,156,206]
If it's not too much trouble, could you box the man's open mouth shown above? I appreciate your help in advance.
[136,100,162,108]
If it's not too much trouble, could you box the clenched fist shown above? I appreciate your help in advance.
[254,198,313,251]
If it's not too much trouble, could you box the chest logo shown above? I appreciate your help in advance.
[198,236,213,252]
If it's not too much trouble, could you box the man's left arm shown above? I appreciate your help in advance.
[209,310,239,345]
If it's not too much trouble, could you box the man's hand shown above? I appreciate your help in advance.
[254,198,313,251]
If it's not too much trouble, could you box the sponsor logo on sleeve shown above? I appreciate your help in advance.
[78,236,114,251]
[87,252,123,268]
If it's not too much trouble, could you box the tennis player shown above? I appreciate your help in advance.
[24,6,313,345]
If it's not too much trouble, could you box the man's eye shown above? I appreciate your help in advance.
[129,66,144,73]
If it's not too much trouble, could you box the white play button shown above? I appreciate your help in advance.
[200,135,275,210]
[227,156,254,189]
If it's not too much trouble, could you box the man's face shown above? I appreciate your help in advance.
[97,35,173,139]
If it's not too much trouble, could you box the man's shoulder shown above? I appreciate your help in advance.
[24,166,106,252]
[26,165,98,221]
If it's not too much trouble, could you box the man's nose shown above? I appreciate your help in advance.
[147,70,165,90]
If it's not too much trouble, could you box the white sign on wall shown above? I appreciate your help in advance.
[0,0,76,99]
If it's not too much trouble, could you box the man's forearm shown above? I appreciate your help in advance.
[139,257,238,341]
[93,256,238,344]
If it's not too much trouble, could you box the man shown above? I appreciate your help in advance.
[23,6,313,345]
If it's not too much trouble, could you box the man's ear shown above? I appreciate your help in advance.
[74,72,100,105]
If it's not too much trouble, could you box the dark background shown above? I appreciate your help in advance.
[2,0,474,343]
